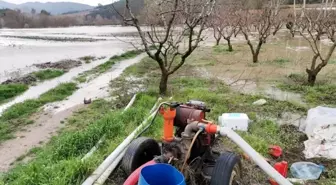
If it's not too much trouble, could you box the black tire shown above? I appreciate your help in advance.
[210,152,242,185]
[121,137,161,176]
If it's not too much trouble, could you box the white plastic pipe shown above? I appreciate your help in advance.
[123,94,137,111]
[82,136,105,161]
[94,149,126,185]
[82,103,163,185]
[82,94,137,161]
[93,98,162,184]
[149,97,163,114]
[219,127,292,185]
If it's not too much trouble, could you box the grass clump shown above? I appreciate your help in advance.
[0,84,29,105]
[79,56,96,64]
[32,69,65,81]
[75,75,87,83]
[287,73,307,84]
[271,58,290,65]
[278,84,336,105]
[0,83,77,141]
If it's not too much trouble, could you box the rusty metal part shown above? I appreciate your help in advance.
[174,105,205,128]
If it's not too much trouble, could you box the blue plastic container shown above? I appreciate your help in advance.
[138,164,186,185]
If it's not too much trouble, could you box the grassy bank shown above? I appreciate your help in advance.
[32,69,65,81]
[0,83,77,141]
[0,69,65,104]
[0,84,28,105]
[0,94,157,185]
[75,50,143,83]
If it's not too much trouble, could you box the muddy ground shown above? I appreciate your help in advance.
[1,59,83,85]
[1,75,37,85]
[34,59,82,71]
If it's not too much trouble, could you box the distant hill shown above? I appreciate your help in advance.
[0,0,93,15]
[88,0,145,20]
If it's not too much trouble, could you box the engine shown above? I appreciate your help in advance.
[158,101,217,180]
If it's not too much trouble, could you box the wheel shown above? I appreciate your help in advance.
[121,137,161,176]
[210,152,242,185]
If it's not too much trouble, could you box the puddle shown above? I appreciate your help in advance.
[259,112,307,130]
[263,86,303,104]
[0,51,135,115]
[45,54,147,114]
[196,68,305,105]
[286,46,309,51]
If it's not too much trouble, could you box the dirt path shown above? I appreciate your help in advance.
[0,105,83,172]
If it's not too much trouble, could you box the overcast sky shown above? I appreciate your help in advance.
[4,0,114,6]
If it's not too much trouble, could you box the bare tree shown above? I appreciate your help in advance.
[210,2,240,51]
[118,0,216,95]
[220,10,241,51]
[239,1,283,63]
[209,13,223,46]
[296,8,336,85]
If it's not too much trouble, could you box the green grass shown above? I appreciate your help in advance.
[328,59,336,64]
[0,83,77,141]
[213,44,235,53]
[278,83,336,105]
[271,58,290,65]
[75,50,143,83]
[0,94,157,185]
[32,69,65,81]
[0,84,29,105]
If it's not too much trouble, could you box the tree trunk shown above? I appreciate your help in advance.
[253,53,259,63]
[216,38,221,46]
[159,73,169,95]
[307,70,317,86]
[252,41,263,63]
[227,38,233,52]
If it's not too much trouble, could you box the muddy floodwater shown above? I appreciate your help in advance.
[0,26,139,81]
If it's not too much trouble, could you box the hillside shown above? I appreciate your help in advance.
[0,0,93,15]
[88,0,144,20]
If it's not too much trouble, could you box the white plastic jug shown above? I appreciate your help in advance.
[218,113,249,131]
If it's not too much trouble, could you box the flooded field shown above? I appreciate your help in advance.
[0,26,139,81]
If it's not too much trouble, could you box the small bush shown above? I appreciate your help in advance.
[0,84,29,104]
[32,69,65,81]
[287,73,306,84]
